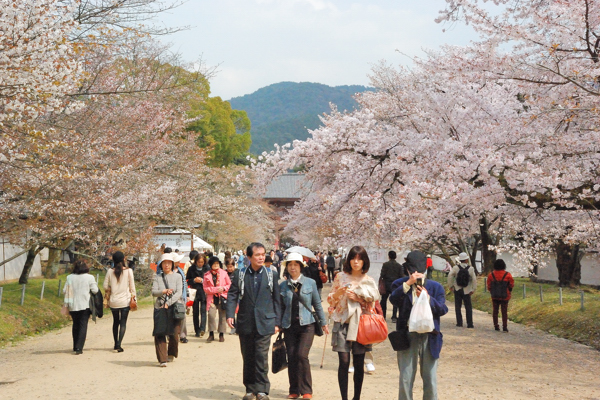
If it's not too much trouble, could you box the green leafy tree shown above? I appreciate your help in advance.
[187,96,252,167]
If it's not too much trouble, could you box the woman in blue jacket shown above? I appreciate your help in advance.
[280,252,330,399]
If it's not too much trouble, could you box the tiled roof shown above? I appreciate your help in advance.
[263,173,309,199]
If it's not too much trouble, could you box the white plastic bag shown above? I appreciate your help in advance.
[187,288,197,303]
[408,291,435,333]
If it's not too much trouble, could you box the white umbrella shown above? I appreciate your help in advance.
[286,246,317,260]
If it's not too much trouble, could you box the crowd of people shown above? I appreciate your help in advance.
[62,241,515,400]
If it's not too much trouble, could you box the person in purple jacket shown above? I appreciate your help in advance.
[389,250,448,400]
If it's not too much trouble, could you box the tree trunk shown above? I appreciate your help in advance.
[479,216,497,276]
[18,246,42,284]
[44,248,62,278]
[555,240,582,287]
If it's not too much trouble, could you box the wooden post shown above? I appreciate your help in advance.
[539,285,543,302]
[96,273,99,284]
[523,284,526,299]
[580,291,585,311]
[57,279,62,296]
[483,277,487,292]
[559,287,562,306]
[40,281,46,300]
[0,286,3,309]
[20,284,26,306]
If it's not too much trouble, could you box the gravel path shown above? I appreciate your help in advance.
[1,292,599,400]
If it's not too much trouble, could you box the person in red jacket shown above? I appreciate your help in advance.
[486,259,515,332]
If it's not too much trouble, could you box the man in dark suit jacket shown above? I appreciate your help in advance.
[379,250,406,322]
[227,242,282,400]
[389,251,448,400]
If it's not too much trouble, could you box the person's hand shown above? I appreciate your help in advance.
[194,277,202,283]
[217,287,224,293]
[323,325,330,335]
[449,287,455,292]
[347,290,361,303]
[406,271,424,286]
[227,318,235,328]
[334,286,348,298]
[468,291,474,296]
[275,326,280,333]
[415,286,428,298]
[163,289,173,296]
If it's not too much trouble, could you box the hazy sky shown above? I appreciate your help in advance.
[158,0,478,100]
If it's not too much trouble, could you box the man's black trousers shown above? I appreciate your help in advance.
[239,331,272,395]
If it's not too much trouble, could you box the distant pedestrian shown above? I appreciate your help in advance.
[63,259,99,355]
[302,258,323,300]
[447,252,477,328]
[226,242,282,400]
[186,252,209,337]
[487,259,514,332]
[326,251,336,283]
[426,254,433,279]
[389,250,448,400]
[152,252,184,367]
[204,256,231,343]
[279,252,329,399]
[327,246,380,400]
[379,251,406,323]
[103,251,136,352]
[225,258,238,335]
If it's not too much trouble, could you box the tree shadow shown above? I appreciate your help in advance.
[107,360,158,368]
[170,385,288,400]
[31,348,107,355]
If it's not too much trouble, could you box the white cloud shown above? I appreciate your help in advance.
[157,0,478,99]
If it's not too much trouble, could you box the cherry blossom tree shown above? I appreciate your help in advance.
[0,0,253,282]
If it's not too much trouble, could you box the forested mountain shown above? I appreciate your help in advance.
[229,82,374,154]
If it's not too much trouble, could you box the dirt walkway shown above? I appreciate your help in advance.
[1,293,599,400]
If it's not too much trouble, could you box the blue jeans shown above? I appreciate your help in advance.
[397,332,438,400]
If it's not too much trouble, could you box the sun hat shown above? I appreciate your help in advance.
[158,252,184,267]
[282,252,307,269]
[458,252,469,261]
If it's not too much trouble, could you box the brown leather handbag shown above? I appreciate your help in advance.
[357,307,388,345]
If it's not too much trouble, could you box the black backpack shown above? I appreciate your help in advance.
[490,272,509,299]
[456,265,471,288]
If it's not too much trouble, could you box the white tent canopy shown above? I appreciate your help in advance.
[153,229,213,252]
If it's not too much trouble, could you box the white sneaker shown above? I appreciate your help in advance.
[366,363,375,374]
[348,366,354,373]
[159,362,167,367]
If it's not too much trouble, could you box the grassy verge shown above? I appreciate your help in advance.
[0,273,80,346]
[0,270,149,347]
[431,272,600,350]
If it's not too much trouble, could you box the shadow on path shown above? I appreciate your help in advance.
[107,360,158,368]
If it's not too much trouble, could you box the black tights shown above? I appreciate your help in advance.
[338,352,365,400]
[111,307,130,347]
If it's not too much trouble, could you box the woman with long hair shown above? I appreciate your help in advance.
[64,259,99,354]
[103,250,136,352]
[280,252,329,399]
[186,252,209,337]
[203,256,231,342]
[327,246,380,400]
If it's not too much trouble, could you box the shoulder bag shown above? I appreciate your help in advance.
[162,274,186,320]
[378,276,386,295]
[297,290,324,337]
[153,296,173,336]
